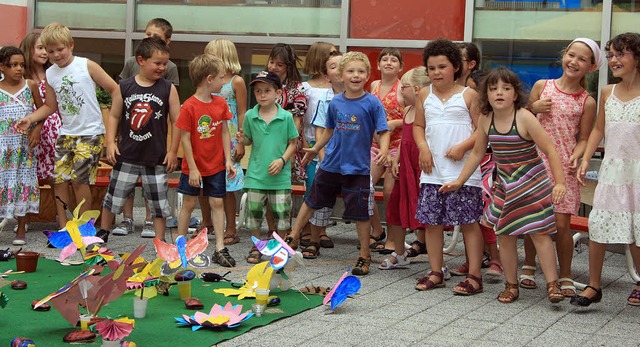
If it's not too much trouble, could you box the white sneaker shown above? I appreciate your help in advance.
[140,220,155,238]
[442,266,452,281]
[112,218,133,236]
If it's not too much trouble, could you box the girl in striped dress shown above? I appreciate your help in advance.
[440,67,566,304]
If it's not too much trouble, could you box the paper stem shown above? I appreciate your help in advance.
[140,286,144,300]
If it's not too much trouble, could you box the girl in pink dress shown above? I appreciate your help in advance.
[521,38,599,296]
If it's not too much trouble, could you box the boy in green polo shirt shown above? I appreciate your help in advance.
[236,70,298,264]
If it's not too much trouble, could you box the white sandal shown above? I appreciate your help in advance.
[519,265,537,289]
[378,252,410,270]
[559,277,577,297]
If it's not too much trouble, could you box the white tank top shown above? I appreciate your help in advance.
[46,56,105,136]
[419,85,481,187]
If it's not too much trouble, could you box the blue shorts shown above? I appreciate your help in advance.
[177,170,226,198]
[305,168,370,221]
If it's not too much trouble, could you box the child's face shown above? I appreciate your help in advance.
[325,55,343,88]
[563,42,596,79]
[400,82,417,104]
[209,70,226,93]
[460,48,476,78]
[145,25,169,44]
[487,79,517,111]
[341,59,370,95]
[46,42,73,68]
[607,47,638,79]
[33,38,49,66]
[0,54,25,83]
[138,50,169,81]
[253,82,281,107]
[267,57,287,82]
[426,55,458,87]
[377,54,402,76]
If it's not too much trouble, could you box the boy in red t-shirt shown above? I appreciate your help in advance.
[175,54,236,267]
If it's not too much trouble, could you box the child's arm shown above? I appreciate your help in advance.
[181,130,201,188]
[105,88,124,164]
[527,80,552,114]
[446,88,480,160]
[16,82,57,132]
[87,60,118,106]
[577,85,610,186]
[388,119,403,131]
[370,80,380,93]
[413,88,433,174]
[221,121,236,180]
[314,126,326,161]
[569,96,597,173]
[302,127,333,166]
[375,130,390,166]
[233,75,247,162]
[269,137,298,176]
[26,80,44,148]
[164,84,181,173]
[391,143,401,179]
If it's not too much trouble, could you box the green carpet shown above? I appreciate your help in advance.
[0,258,323,346]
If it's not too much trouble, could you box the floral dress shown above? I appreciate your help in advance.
[0,82,39,218]
[277,80,307,183]
[33,79,61,181]
[217,76,244,192]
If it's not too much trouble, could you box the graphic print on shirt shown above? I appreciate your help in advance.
[197,115,223,139]
[335,112,360,132]
[57,75,84,115]
[123,93,164,142]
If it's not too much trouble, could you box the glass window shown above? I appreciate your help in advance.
[612,0,640,36]
[73,38,125,82]
[35,0,126,30]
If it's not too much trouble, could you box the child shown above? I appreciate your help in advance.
[298,41,337,256]
[176,54,237,267]
[521,38,599,296]
[413,38,484,294]
[574,32,640,307]
[237,71,298,264]
[0,46,42,245]
[203,38,247,246]
[379,67,430,270]
[369,47,405,252]
[115,17,179,237]
[440,67,566,304]
[457,42,481,88]
[286,51,390,276]
[97,37,180,242]
[17,22,119,229]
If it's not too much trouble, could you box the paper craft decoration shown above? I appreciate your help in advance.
[323,270,361,312]
[175,302,253,331]
[95,317,135,341]
[126,258,163,299]
[214,262,273,299]
[34,268,96,310]
[251,233,296,271]
[0,278,9,308]
[44,200,103,261]
[154,229,211,276]
[83,243,114,266]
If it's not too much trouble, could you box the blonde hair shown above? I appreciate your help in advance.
[303,41,336,76]
[40,22,73,48]
[400,66,430,89]
[204,39,241,74]
[338,51,371,76]
[189,54,224,87]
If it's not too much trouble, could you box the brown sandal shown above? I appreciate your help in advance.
[415,271,445,291]
[246,247,262,264]
[301,242,320,259]
[547,280,564,303]
[452,274,483,295]
[223,233,240,245]
[497,282,520,303]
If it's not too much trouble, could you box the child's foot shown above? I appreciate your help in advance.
[406,240,427,258]
[519,264,537,289]
[351,256,371,276]
[559,277,577,297]
[378,252,410,270]
[213,247,236,267]
[223,232,240,245]
[450,262,469,276]
[96,229,110,243]
[547,280,564,303]
[246,247,262,264]
[627,283,640,306]
[415,271,445,291]
[497,282,519,303]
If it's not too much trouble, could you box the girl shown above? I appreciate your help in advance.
[573,32,640,307]
[378,66,430,269]
[204,39,247,246]
[441,67,566,304]
[457,42,481,88]
[299,41,336,258]
[413,39,484,295]
[369,47,405,252]
[0,46,43,245]
[521,38,599,296]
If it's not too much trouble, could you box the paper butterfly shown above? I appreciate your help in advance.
[251,233,295,271]
[323,270,361,312]
[153,229,211,276]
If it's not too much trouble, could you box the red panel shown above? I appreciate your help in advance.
[355,47,424,91]
[350,0,465,40]
[0,5,27,47]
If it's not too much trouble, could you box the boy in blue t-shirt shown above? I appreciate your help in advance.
[286,51,390,276]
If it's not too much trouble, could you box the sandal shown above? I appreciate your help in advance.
[452,274,483,296]
[406,240,427,258]
[246,247,262,264]
[570,285,602,307]
[299,230,312,247]
[319,234,334,248]
[485,260,503,278]
[519,265,537,289]
[185,297,204,310]
[301,242,320,260]
[378,252,410,270]
[450,262,469,276]
[223,233,240,246]
[627,282,640,306]
[559,277,577,297]
[546,280,564,303]
[415,271,445,291]
[497,282,519,303]
[369,240,387,252]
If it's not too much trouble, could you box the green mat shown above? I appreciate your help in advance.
[0,258,323,346]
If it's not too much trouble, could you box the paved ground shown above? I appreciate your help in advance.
[1,201,640,347]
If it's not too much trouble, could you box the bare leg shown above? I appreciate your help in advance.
[122,195,135,222]
[459,223,484,281]
[100,208,115,231]
[54,181,70,228]
[529,233,559,283]
[152,216,166,240]
[575,240,607,300]
[555,213,574,283]
[209,196,225,251]
[71,182,92,217]
[521,234,537,286]
[177,195,197,237]
[265,203,276,232]
[356,219,372,260]
[200,194,212,227]
[380,170,396,250]
[369,161,385,240]
[15,216,27,240]
[498,235,519,301]
[425,225,445,275]
[223,192,238,236]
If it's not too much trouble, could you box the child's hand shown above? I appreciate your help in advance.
[439,180,462,193]
[14,117,32,134]
[226,160,236,180]
[189,169,202,188]
[445,144,466,161]
[551,182,566,204]
[233,143,245,162]
[531,98,552,114]
[576,160,590,186]
[302,147,319,167]
[418,146,433,174]
[28,130,40,149]
[164,152,178,173]
[374,149,389,166]
[268,157,285,176]
[568,153,580,175]
[236,129,246,144]
[106,142,120,165]
[391,160,400,180]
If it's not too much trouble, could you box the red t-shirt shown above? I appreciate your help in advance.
[176,95,232,176]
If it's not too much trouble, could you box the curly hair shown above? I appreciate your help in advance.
[606,32,640,72]
[478,67,527,115]
[423,38,463,81]
[0,46,24,66]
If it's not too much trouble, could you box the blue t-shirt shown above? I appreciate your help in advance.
[320,92,389,175]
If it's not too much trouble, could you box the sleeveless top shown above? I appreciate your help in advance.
[302,81,329,143]
[372,80,403,149]
[46,56,104,136]
[118,77,172,165]
[419,85,481,187]
[483,111,556,236]
[216,75,245,191]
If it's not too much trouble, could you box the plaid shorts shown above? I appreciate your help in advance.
[102,162,171,218]
[54,134,104,184]
[310,207,333,227]
[245,188,291,231]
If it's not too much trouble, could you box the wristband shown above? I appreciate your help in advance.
[280,157,286,165]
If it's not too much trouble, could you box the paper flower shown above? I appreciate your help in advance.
[44,200,103,262]
[175,302,253,331]
[95,317,135,341]
[83,244,115,266]
[126,258,163,299]
[323,270,361,312]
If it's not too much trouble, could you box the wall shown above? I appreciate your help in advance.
[0,0,27,46]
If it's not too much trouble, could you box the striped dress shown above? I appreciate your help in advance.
[482,112,556,236]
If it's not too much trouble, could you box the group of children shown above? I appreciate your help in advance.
[1,17,639,306]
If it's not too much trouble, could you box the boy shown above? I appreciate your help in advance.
[286,51,390,276]
[96,36,180,242]
[114,17,180,237]
[236,71,298,264]
[17,22,119,230]
[176,54,236,267]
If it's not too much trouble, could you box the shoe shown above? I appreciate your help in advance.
[450,262,469,276]
[351,256,371,276]
[546,280,564,303]
[497,282,519,303]
[12,238,26,246]
[112,218,134,236]
[319,234,335,248]
[452,274,483,296]
[518,265,537,289]
[140,220,155,238]
[406,240,427,258]
[570,285,602,306]
[442,266,452,281]
[223,233,240,245]
[415,271,445,291]
[213,247,236,267]
[95,229,110,243]
[378,252,410,270]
